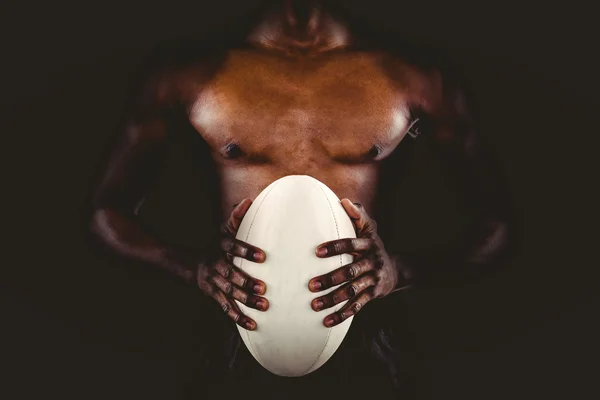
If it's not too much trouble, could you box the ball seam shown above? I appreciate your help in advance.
[238,179,284,369]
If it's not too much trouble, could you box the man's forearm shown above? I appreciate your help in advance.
[392,216,510,288]
[90,208,200,285]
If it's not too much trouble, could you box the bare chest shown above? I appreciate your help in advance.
[187,50,425,165]
[182,50,429,213]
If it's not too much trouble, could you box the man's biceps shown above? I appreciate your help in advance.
[123,118,168,144]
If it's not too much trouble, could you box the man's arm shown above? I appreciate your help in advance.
[398,68,513,287]
[89,53,270,329]
[90,60,198,284]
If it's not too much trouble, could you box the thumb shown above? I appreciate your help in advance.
[340,198,376,234]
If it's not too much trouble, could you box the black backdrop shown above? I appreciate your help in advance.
[2,0,598,399]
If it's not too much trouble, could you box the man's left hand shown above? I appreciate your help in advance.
[308,199,409,327]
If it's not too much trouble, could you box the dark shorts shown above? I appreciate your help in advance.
[185,308,415,399]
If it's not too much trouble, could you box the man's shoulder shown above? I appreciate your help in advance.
[371,38,474,117]
[140,37,227,75]
[130,38,237,107]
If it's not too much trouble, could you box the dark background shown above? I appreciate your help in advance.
[2,0,598,399]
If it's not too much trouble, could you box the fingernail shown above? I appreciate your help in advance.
[310,281,322,291]
[316,247,328,257]
[313,300,323,311]
[254,284,265,294]
[324,316,336,327]
[245,321,255,330]
[253,252,265,262]
[256,299,267,310]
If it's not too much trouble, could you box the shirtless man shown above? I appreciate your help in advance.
[90,0,510,389]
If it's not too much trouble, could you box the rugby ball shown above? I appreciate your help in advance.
[233,175,356,377]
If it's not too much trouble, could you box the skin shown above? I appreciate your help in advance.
[91,1,510,333]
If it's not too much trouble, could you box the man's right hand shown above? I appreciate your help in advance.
[196,199,269,331]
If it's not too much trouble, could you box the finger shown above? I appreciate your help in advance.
[340,198,377,235]
[221,236,266,263]
[221,198,253,236]
[308,257,376,292]
[231,198,253,221]
[211,274,269,311]
[210,285,256,330]
[323,287,375,328]
[213,259,267,295]
[340,198,363,220]
[315,237,373,258]
[220,199,253,236]
[312,273,377,311]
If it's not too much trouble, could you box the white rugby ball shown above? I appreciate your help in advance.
[233,175,356,377]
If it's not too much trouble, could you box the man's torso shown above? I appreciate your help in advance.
[163,47,436,218]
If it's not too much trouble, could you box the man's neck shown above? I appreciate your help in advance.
[246,0,352,56]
